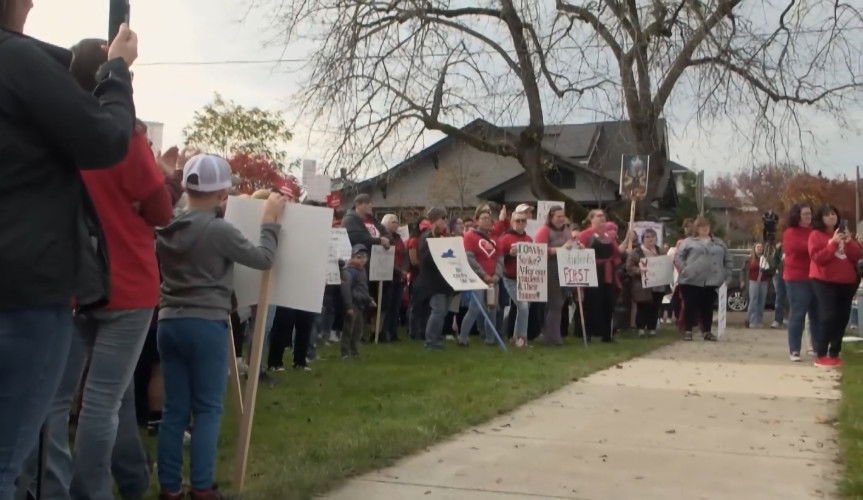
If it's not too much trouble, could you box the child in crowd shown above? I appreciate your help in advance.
[155,155,286,500]
[341,244,376,359]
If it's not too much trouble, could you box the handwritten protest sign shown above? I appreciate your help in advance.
[557,248,599,287]
[427,237,487,291]
[536,201,561,221]
[369,245,395,282]
[642,255,673,288]
[226,197,331,313]
[330,228,352,261]
[717,283,727,339]
[516,243,547,302]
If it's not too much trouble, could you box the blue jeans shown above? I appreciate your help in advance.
[785,280,821,355]
[157,319,229,492]
[747,281,769,326]
[502,278,529,340]
[424,294,450,348]
[773,274,787,324]
[458,290,489,343]
[0,306,73,500]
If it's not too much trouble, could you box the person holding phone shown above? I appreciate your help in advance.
[0,2,138,495]
[808,204,861,367]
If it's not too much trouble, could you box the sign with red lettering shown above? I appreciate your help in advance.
[557,248,599,287]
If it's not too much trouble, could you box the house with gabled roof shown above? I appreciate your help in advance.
[343,118,693,222]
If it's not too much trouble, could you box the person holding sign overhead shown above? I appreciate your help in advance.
[674,216,732,342]
[578,210,621,343]
[457,206,501,346]
[626,228,668,337]
[497,212,534,347]
[535,205,575,346]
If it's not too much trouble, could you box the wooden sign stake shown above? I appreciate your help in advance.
[374,282,384,343]
[226,322,244,419]
[233,270,272,492]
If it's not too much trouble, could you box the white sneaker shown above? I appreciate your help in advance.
[648,330,657,337]
[328,331,340,342]
[789,352,801,362]
[638,329,646,337]
[770,321,780,328]
[235,357,249,376]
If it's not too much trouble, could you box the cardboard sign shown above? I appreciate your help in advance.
[426,237,487,291]
[632,221,664,248]
[305,174,331,203]
[516,243,548,302]
[620,154,650,199]
[302,159,316,182]
[536,201,561,221]
[397,225,410,242]
[557,248,599,287]
[526,219,544,239]
[642,255,673,288]
[717,283,728,339]
[369,245,395,282]
[226,197,332,313]
[330,227,353,261]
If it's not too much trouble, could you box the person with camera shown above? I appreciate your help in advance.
[0,2,138,495]
[808,204,861,367]
[744,242,772,329]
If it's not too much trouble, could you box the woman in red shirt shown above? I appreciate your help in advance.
[497,212,534,347]
[808,204,860,367]
[745,242,771,328]
[457,206,500,346]
[782,203,819,362]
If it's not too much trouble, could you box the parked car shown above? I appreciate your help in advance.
[725,249,776,312]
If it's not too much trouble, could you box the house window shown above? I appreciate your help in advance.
[547,168,576,189]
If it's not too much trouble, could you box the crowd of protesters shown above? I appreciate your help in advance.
[2,4,861,499]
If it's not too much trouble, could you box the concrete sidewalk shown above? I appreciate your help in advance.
[324,329,843,499]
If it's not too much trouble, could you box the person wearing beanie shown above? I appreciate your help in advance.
[414,208,454,349]
[154,155,287,500]
[457,205,501,346]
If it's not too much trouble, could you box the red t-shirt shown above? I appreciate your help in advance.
[81,131,165,309]
[748,258,770,282]
[782,227,813,281]
[463,229,499,276]
[497,230,533,279]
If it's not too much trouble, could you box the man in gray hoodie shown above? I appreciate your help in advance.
[155,155,286,500]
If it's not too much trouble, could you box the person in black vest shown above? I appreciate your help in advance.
[414,208,454,349]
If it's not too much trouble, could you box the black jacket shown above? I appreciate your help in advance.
[0,30,135,309]
[342,209,387,251]
[414,229,453,300]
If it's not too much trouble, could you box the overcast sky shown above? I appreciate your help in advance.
[25,0,863,181]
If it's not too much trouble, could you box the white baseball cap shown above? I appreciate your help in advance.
[182,154,233,192]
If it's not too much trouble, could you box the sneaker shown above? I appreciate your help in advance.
[770,321,780,329]
[270,365,286,372]
[189,485,229,500]
[648,330,657,337]
[814,356,836,367]
[682,331,693,341]
[829,356,843,367]
[292,364,312,372]
[158,491,184,500]
[807,348,816,356]
[637,329,646,338]
[703,333,717,342]
[744,321,750,328]
[341,354,351,360]
[789,352,802,362]
[235,357,249,375]
[515,337,526,348]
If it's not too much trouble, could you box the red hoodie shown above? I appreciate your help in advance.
[497,230,533,279]
[782,227,813,281]
[808,229,861,284]
[463,229,499,276]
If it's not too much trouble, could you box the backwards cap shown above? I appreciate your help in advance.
[182,154,233,192]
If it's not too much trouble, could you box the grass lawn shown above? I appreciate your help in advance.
[146,330,676,499]
[840,340,863,499]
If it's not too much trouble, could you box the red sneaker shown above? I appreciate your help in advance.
[814,356,836,367]
[829,357,843,367]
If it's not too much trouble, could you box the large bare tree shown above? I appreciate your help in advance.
[268,0,862,217]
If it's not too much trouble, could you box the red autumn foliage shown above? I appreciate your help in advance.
[229,152,284,195]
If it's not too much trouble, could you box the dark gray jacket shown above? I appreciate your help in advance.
[342,209,387,251]
[0,30,135,309]
[341,264,373,309]
[674,236,733,287]
[156,208,280,320]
